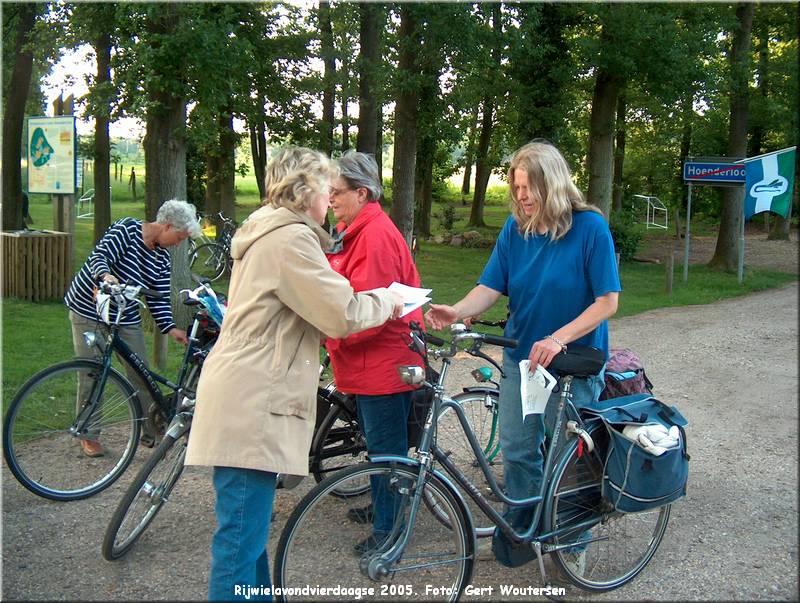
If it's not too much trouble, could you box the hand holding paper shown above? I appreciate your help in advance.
[519,360,557,417]
[388,282,432,318]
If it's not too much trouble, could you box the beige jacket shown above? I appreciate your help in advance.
[184,205,395,475]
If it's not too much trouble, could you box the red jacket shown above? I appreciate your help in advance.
[325,202,424,395]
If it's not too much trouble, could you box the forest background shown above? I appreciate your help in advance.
[2,1,798,383]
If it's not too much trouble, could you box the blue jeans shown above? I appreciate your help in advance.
[356,391,413,535]
[498,352,605,531]
[209,467,277,602]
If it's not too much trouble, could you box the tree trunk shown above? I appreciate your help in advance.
[709,3,754,271]
[219,110,236,221]
[611,88,627,214]
[319,0,336,157]
[415,135,435,237]
[93,30,112,244]
[356,3,380,156]
[375,109,383,187]
[769,4,798,241]
[389,6,418,244]
[2,4,37,231]
[748,21,768,158]
[586,70,623,217]
[469,2,501,227]
[205,154,221,221]
[341,91,350,152]
[143,92,189,367]
[461,105,480,202]
[249,108,268,202]
[470,97,493,228]
[420,151,435,238]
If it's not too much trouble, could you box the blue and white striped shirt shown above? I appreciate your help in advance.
[64,218,176,333]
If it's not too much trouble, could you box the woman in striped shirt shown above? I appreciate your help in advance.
[64,199,201,457]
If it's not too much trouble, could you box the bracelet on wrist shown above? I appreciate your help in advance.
[545,334,567,352]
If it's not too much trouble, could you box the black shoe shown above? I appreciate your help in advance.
[353,533,390,556]
[140,433,157,448]
[347,504,374,525]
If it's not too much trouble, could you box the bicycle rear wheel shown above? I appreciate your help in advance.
[189,243,228,282]
[309,400,369,497]
[102,432,187,560]
[274,462,474,602]
[545,425,670,591]
[433,391,503,537]
[3,360,142,501]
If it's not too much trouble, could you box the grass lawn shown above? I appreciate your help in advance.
[5,170,796,406]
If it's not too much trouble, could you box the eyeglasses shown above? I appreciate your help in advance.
[329,186,355,197]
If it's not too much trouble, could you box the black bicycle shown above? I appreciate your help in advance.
[3,282,223,501]
[188,212,236,282]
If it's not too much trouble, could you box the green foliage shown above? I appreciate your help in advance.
[609,210,643,262]
[437,202,456,231]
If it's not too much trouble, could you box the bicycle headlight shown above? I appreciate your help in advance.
[398,365,425,385]
[83,331,97,348]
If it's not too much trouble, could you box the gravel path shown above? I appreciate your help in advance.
[2,240,798,600]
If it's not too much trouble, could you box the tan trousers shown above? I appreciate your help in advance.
[69,311,156,438]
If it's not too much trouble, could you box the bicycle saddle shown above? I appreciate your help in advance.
[548,345,605,377]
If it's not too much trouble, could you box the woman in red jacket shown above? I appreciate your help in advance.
[325,151,424,556]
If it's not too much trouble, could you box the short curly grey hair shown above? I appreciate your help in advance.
[156,200,201,238]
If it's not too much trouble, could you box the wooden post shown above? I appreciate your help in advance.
[51,93,76,272]
[665,252,674,295]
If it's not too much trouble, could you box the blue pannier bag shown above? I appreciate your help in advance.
[583,394,690,513]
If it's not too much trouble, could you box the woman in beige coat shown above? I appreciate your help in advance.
[185,147,402,601]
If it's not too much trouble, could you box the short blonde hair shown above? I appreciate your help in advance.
[508,141,601,241]
[262,146,337,212]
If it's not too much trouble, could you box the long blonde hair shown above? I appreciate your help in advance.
[508,141,601,241]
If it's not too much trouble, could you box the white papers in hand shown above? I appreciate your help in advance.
[519,360,557,417]
[388,281,432,318]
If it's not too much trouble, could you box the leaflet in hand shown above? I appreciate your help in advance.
[519,360,557,417]
[388,282,432,318]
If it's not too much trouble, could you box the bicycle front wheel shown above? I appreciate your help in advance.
[545,424,670,591]
[274,462,474,602]
[3,359,142,501]
[433,391,503,537]
[189,243,228,282]
[102,432,188,560]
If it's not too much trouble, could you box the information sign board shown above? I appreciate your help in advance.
[27,116,76,194]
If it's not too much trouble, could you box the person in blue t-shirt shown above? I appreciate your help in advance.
[425,140,621,569]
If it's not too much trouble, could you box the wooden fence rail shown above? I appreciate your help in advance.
[2,230,72,302]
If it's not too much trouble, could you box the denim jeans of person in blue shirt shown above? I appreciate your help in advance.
[356,391,413,536]
[208,467,277,602]
[497,351,605,539]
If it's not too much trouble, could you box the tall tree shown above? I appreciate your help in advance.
[709,3,755,271]
[611,87,627,213]
[318,0,335,156]
[70,4,118,243]
[469,2,503,228]
[356,3,381,155]
[390,5,420,243]
[2,3,37,231]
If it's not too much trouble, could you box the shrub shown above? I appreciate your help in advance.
[437,203,456,231]
[609,210,643,262]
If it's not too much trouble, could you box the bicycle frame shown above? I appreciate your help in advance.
[363,353,602,575]
[74,314,206,435]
